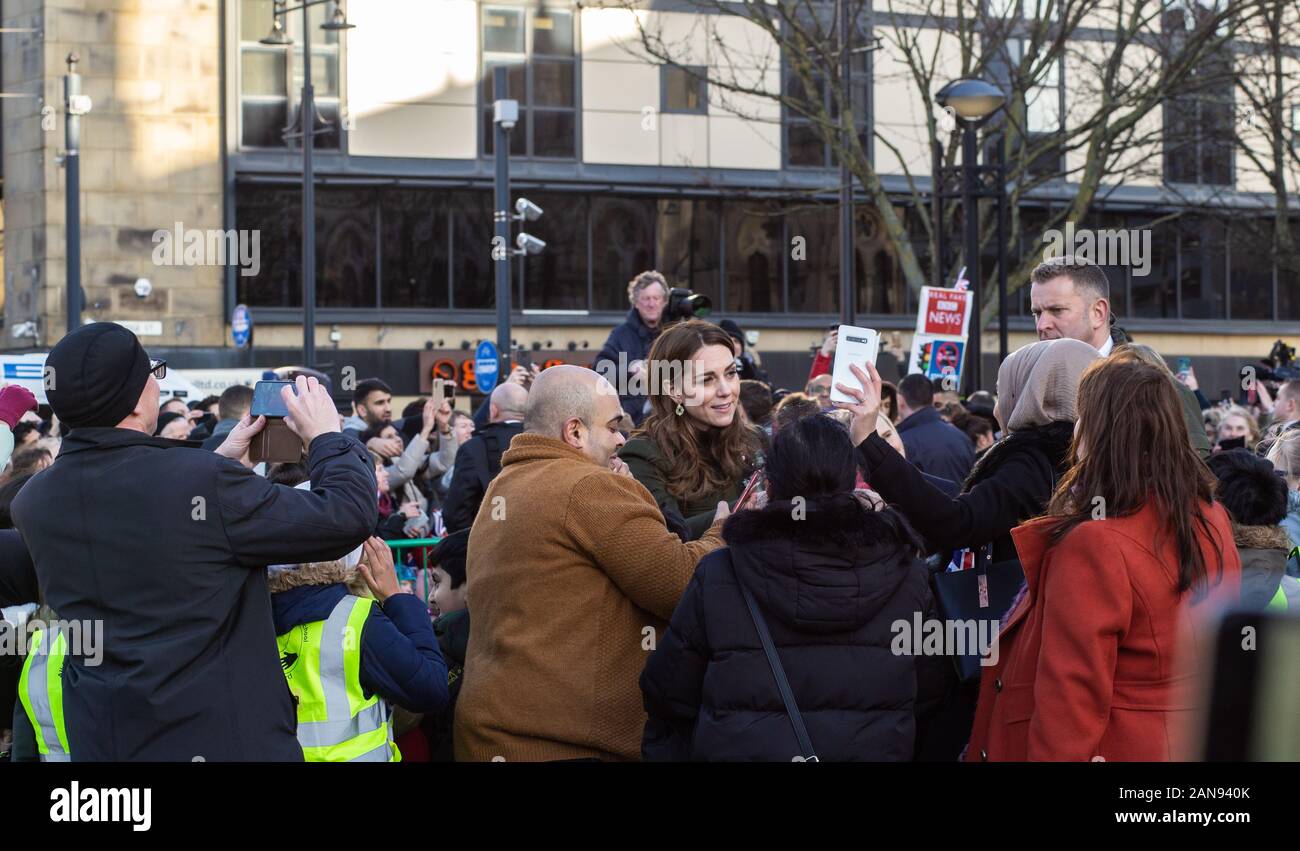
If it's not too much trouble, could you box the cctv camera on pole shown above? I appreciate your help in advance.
[492,66,517,365]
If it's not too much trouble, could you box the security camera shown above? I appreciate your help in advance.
[133,277,152,299]
[515,232,546,256]
[514,197,543,222]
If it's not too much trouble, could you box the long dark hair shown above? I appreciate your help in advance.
[635,320,761,502]
[1045,357,1224,595]
[766,414,856,501]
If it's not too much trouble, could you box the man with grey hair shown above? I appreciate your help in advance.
[594,270,670,425]
[455,365,728,761]
[1029,257,1116,354]
[441,382,531,533]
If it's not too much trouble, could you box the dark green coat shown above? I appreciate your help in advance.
[620,436,748,540]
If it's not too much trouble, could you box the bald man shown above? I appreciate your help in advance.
[440,382,531,534]
[454,366,729,761]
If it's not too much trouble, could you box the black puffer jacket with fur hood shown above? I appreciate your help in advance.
[640,493,946,761]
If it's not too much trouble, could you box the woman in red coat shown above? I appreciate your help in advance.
[965,356,1241,762]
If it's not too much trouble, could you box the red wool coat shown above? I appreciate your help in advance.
[966,500,1241,762]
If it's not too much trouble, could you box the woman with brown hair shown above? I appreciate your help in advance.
[621,320,763,540]
[965,357,1241,761]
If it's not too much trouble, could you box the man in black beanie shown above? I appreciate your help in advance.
[11,322,378,761]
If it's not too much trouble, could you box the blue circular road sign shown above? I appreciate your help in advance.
[475,340,500,394]
[231,304,252,348]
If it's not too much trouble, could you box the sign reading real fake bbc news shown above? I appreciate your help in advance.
[918,287,972,338]
[909,286,972,387]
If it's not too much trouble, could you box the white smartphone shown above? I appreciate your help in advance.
[829,325,881,405]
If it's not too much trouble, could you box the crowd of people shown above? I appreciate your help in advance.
[0,255,1295,762]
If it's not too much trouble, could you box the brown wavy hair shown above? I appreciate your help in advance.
[1045,357,1224,596]
[634,320,761,503]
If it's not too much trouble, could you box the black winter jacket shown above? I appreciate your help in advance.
[593,309,661,423]
[856,420,1074,566]
[11,428,378,761]
[640,494,945,761]
[441,421,524,533]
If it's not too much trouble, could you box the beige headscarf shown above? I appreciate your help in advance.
[993,338,1101,433]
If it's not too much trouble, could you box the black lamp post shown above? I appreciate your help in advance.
[935,78,1005,394]
[260,0,353,369]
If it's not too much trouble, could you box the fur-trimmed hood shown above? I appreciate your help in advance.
[1232,522,1292,553]
[267,559,355,593]
[721,492,924,634]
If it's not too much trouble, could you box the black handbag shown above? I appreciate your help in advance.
[734,564,818,762]
[931,545,1024,683]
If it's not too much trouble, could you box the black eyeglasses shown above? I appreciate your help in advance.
[149,359,167,380]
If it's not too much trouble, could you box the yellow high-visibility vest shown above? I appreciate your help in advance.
[18,626,70,762]
[277,595,398,762]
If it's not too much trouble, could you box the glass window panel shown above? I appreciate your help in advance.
[786,122,826,167]
[854,205,907,315]
[1179,217,1226,319]
[1229,219,1274,320]
[315,189,377,308]
[724,200,783,313]
[657,199,721,311]
[236,187,302,307]
[483,108,527,156]
[663,66,706,113]
[293,49,339,97]
[520,192,588,310]
[532,10,573,56]
[313,100,341,150]
[786,204,839,313]
[591,197,656,311]
[1026,85,1060,134]
[242,50,286,96]
[1278,219,1300,320]
[533,61,575,107]
[484,7,525,53]
[481,61,526,102]
[241,99,288,147]
[1130,218,1177,318]
[532,111,574,158]
[381,189,449,309]
[451,192,494,310]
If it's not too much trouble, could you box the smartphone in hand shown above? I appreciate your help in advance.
[829,325,881,405]
[249,380,304,464]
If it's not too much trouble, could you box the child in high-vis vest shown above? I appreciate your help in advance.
[270,536,448,762]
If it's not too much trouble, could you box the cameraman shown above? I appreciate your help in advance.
[594,270,668,425]
[11,323,377,761]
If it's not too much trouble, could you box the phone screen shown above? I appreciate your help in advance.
[250,380,294,418]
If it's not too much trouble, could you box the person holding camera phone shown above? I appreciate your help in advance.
[11,323,378,761]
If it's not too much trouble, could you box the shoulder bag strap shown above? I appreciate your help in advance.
[733,564,818,762]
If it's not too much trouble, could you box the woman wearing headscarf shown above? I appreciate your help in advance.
[834,338,1101,759]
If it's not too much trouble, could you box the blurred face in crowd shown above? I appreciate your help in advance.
[1275,385,1300,424]
[1218,414,1251,444]
[160,417,191,440]
[160,398,188,417]
[357,389,392,428]
[378,424,402,447]
[634,283,668,330]
[806,375,833,409]
[374,461,390,495]
[1030,275,1109,350]
[876,415,905,458]
[451,413,475,445]
[679,344,740,430]
[428,566,467,618]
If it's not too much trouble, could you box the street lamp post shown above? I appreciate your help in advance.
[935,78,1005,393]
[261,0,353,369]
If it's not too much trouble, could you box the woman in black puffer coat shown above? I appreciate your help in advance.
[839,338,1101,759]
[640,414,947,762]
